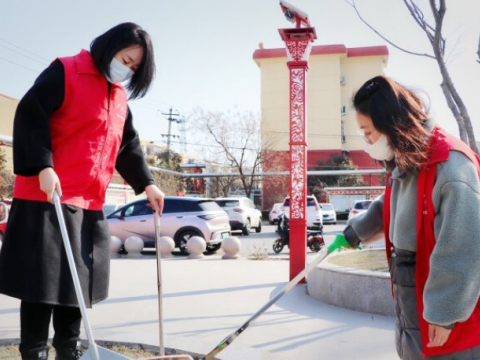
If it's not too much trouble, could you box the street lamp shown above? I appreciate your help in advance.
[279,0,317,281]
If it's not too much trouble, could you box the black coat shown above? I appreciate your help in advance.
[0,59,153,307]
[0,200,109,307]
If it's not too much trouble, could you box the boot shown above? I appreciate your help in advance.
[21,346,49,360]
[54,340,83,360]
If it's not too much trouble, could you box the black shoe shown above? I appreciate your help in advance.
[54,341,83,360]
[21,346,49,360]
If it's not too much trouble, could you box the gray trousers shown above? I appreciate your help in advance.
[390,247,480,360]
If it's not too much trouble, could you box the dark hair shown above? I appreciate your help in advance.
[353,76,430,174]
[90,22,155,99]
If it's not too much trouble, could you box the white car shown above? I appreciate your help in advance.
[282,195,323,230]
[320,203,337,225]
[215,197,262,235]
[348,200,373,220]
[268,203,283,224]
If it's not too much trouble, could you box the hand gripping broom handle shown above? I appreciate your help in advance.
[200,245,331,360]
[154,204,165,356]
[53,192,100,360]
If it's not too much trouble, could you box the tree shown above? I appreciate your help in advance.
[308,154,365,202]
[146,150,185,196]
[0,147,14,199]
[0,170,14,199]
[188,109,266,199]
[346,0,479,155]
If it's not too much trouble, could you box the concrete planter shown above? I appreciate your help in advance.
[307,249,395,317]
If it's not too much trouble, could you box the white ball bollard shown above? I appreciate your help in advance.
[186,236,206,259]
[110,236,122,258]
[221,236,242,260]
[159,236,175,258]
[124,236,144,258]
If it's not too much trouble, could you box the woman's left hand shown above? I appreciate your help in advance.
[145,184,165,215]
[427,324,452,347]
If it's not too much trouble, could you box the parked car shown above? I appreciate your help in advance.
[268,203,283,224]
[0,201,10,243]
[215,197,262,235]
[107,197,231,254]
[103,203,123,216]
[320,203,337,225]
[348,199,374,220]
[282,195,323,230]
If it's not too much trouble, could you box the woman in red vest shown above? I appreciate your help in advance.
[0,23,165,360]
[344,76,480,359]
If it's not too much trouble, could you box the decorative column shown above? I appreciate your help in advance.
[279,25,316,281]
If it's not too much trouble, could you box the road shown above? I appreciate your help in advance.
[230,220,349,258]
[141,219,383,258]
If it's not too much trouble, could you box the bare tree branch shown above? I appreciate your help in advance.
[347,0,479,154]
[189,109,266,198]
[345,0,435,59]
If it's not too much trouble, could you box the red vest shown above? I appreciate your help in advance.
[14,50,128,210]
[384,127,480,357]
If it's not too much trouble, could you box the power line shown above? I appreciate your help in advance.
[0,43,49,66]
[161,108,180,162]
[0,55,41,73]
[0,37,50,62]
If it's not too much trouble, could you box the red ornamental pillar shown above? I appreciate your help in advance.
[279,24,316,281]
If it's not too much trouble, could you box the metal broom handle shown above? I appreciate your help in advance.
[53,192,100,360]
[154,204,165,357]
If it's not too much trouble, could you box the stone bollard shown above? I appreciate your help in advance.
[159,236,175,258]
[125,236,144,258]
[110,236,122,258]
[221,236,242,260]
[187,236,206,259]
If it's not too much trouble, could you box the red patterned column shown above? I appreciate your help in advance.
[286,38,310,281]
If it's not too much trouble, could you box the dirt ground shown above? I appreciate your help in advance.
[328,249,389,272]
[0,343,157,359]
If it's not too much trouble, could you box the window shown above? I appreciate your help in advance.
[197,200,222,212]
[215,200,239,208]
[163,199,185,214]
[321,204,334,211]
[124,201,153,217]
[354,201,372,210]
[284,197,317,207]
[306,198,318,207]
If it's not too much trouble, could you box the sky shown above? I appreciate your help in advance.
[0,0,479,153]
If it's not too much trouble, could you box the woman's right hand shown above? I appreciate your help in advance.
[39,167,62,203]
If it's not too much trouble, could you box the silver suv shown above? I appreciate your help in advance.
[107,197,231,254]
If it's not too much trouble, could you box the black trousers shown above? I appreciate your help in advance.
[19,301,82,354]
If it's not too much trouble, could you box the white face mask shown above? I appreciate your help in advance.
[363,134,395,161]
[106,58,134,83]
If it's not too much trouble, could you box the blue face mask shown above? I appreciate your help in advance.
[106,58,134,83]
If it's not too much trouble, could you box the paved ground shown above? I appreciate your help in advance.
[0,222,398,360]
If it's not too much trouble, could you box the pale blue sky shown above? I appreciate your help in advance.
[0,0,479,152]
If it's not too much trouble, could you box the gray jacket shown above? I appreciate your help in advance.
[348,150,480,326]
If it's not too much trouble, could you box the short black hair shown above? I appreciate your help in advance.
[90,22,155,99]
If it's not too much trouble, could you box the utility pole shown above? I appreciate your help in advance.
[178,116,187,154]
[161,108,180,163]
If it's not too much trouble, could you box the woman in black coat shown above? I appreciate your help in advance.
[0,23,164,360]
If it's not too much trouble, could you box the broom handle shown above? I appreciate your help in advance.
[154,205,165,356]
[201,245,330,360]
[53,192,100,360]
